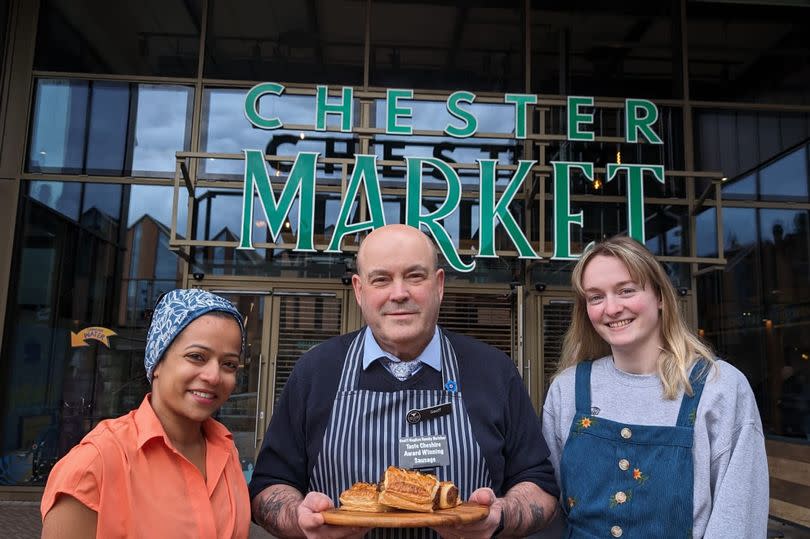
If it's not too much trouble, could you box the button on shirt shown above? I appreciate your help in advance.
[41,395,250,539]
[362,327,443,379]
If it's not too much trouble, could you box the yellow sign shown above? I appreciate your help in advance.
[71,327,117,348]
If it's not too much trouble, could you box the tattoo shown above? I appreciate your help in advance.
[527,503,546,534]
[258,493,286,529]
[255,488,300,537]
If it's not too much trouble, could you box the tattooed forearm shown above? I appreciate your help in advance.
[252,485,303,538]
[501,482,556,536]
[527,503,546,533]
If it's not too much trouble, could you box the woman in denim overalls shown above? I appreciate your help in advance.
[541,236,769,538]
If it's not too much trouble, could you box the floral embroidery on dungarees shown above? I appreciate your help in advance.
[567,497,576,509]
[574,416,596,434]
[632,468,648,484]
[688,408,697,425]
[609,489,633,508]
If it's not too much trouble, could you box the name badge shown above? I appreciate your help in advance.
[406,402,452,425]
[399,435,450,469]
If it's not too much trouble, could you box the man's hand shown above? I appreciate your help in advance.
[297,491,370,539]
[253,485,369,539]
[431,482,557,538]
[431,487,502,539]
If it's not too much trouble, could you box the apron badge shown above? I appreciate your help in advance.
[444,379,458,393]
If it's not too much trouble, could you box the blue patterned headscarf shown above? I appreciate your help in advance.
[145,289,245,383]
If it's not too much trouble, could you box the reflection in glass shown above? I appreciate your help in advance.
[121,185,188,327]
[722,174,756,200]
[759,146,808,202]
[201,88,353,183]
[698,207,810,438]
[371,98,520,188]
[0,182,133,485]
[130,85,194,177]
[544,201,627,255]
[644,204,689,257]
[27,80,193,178]
[694,110,810,186]
[81,183,123,242]
[28,80,89,174]
[695,207,717,258]
[28,181,81,221]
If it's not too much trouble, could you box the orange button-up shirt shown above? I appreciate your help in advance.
[41,395,250,539]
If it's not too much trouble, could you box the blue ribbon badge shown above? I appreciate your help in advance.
[444,379,458,393]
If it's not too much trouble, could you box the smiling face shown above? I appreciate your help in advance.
[352,225,444,360]
[581,254,663,367]
[150,313,241,430]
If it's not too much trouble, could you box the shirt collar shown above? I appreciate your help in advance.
[362,327,442,372]
[135,394,232,451]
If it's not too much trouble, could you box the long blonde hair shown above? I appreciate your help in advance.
[558,236,714,399]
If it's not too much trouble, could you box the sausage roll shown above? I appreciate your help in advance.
[378,466,440,512]
[338,482,390,512]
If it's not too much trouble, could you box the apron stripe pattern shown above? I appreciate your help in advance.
[310,328,491,538]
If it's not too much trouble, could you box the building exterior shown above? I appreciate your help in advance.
[0,0,808,528]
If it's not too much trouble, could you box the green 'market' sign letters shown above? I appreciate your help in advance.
[238,84,665,273]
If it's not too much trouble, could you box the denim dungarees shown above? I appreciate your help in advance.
[559,360,707,538]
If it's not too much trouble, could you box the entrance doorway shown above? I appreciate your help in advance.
[202,285,356,480]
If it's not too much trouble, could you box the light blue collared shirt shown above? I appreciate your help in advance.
[361,326,443,374]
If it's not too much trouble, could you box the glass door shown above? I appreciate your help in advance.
[204,290,271,483]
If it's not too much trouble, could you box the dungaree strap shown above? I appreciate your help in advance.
[676,358,709,427]
[574,361,593,414]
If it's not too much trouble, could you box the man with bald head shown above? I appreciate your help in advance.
[250,225,559,538]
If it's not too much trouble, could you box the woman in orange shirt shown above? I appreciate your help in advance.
[41,289,251,539]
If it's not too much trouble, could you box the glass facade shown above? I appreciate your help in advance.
[1,0,809,491]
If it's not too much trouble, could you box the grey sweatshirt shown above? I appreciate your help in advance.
[539,357,769,539]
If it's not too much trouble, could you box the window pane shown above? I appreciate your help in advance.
[127,184,189,239]
[759,146,808,202]
[722,173,756,200]
[370,1,523,92]
[688,2,810,104]
[201,88,352,183]
[696,207,717,258]
[644,204,689,257]
[531,2,678,97]
[34,0,201,77]
[205,0,365,84]
[694,109,810,189]
[28,80,89,174]
[724,207,757,251]
[28,180,81,221]
[86,82,130,175]
[81,184,123,242]
[27,80,193,178]
[130,85,194,177]
[0,184,141,485]
[699,208,810,439]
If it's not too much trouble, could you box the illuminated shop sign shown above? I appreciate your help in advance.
[239,84,664,272]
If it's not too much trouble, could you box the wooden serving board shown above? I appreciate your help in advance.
[322,502,489,528]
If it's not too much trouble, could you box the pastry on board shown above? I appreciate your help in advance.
[436,481,460,509]
[378,466,441,512]
[338,482,391,512]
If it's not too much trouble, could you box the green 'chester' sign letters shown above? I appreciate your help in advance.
[239,84,665,273]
